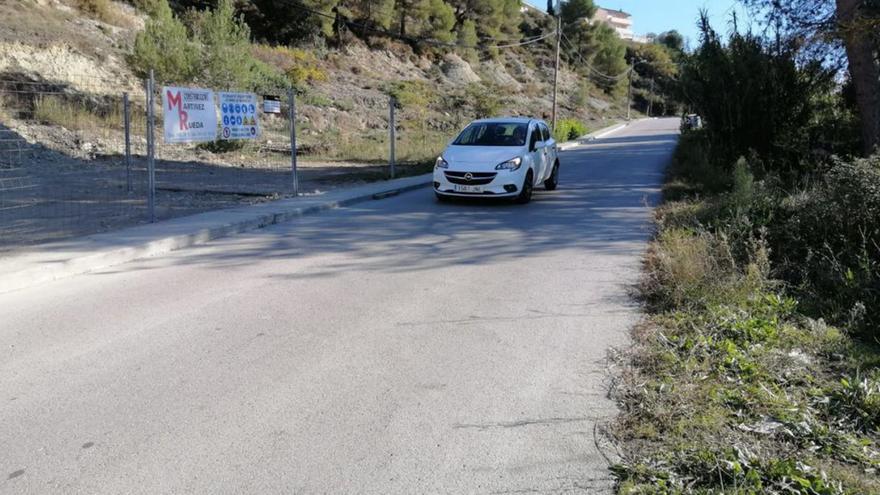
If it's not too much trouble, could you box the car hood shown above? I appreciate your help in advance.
[442,145,525,169]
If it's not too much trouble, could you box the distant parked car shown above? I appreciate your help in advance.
[433,117,560,204]
[682,114,702,130]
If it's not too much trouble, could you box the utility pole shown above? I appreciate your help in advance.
[647,77,655,117]
[626,64,633,121]
[551,12,562,130]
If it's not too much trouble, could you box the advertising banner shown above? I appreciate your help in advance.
[219,92,260,140]
[162,86,217,143]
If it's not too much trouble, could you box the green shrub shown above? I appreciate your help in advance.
[769,156,880,335]
[129,0,198,84]
[553,118,588,142]
[130,0,162,15]
[384,80,436,110]
[457,20,479,63]
[679,13,855,181]
[130,0,286,90]
[828,371,880,434]
[251,45,327,87]
[193,0,260,90]
[465,83,503,119]
[665,129,729,194]
[77,0,124,25]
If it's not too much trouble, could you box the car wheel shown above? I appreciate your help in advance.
[436,192,451,203]
[544,161,559,191]
[515,170,533,204]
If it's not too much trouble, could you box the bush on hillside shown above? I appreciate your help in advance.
[457,19,478,63]
[129,0,198,84]
[193,0,288,91]
[553,118,588,142]
[464,83,503,119]
[384,80,436,109]
[770,156,880,335]
[130,0,286,90]
[77,0,127,25]
[129,0,162,15]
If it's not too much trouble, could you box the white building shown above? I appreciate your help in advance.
[592,7,634,40]
[520,1,650,43]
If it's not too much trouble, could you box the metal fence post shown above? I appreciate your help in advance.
[389,96,396,179]
[146,70,156,223]
[123,92,132,193]
[288,87,299,197]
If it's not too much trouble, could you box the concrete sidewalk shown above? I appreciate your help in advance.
[0,174,432,294]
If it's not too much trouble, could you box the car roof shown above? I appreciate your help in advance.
[470,117,544,125]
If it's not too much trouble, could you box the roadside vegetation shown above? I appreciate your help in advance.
[6,0,691,168]
[119,0,687,163]
[612,6,880,494]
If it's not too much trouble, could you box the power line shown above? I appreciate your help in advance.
[560,33,632,80]
[559,33,632,81]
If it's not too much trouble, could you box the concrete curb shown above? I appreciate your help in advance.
[0,174,433,294]
[558,120,633,151]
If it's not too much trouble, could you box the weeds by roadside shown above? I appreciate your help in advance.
[611,131,880,495]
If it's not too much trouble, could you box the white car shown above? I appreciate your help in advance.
[433,117,560,204]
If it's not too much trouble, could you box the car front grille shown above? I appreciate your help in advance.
[444,171,497,185]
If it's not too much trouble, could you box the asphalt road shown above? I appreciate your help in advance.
[0,118,679,494]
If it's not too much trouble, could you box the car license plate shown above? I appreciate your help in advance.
[453,184,483,193]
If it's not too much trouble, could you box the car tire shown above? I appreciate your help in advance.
[515,170,534,204]
[544,161,559,191]
[435,192,451,203]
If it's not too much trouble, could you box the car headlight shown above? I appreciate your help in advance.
[495,157,522,171]
[435,156,449,169]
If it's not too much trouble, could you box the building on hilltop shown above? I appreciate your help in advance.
[592,7,634,40]
[518,1,650,43]
[519,2,543,15]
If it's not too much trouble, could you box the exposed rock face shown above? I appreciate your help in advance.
[480,61,522,91]
[440,54,480,85]
[589,97,611,111]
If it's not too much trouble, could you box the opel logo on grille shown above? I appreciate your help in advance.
[464,173,473,182]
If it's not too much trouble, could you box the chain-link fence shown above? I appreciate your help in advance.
[0,70,459,254]
[134,80,298,224]
[0,75,149,251]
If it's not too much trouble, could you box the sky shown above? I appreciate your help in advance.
[526,1,751,48]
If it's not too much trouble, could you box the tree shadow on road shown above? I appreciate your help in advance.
[124,129,679,280]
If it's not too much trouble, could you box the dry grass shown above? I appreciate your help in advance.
[300,128,449,164]
[33,95,124,134]
[612,195,880,494]
[75,0,132,27]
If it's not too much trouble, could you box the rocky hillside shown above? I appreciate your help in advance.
[0,0,632,164]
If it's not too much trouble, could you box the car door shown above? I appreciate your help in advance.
[540,123,556,181]
[529,124,546,184]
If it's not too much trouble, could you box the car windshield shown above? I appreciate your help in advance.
[453,122,528,147]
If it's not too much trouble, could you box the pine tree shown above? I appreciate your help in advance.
[421,0,456,42]
[194,0,254,89]
[348,0,396,29]
[458,18,479,61]
[130,0,198,84]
